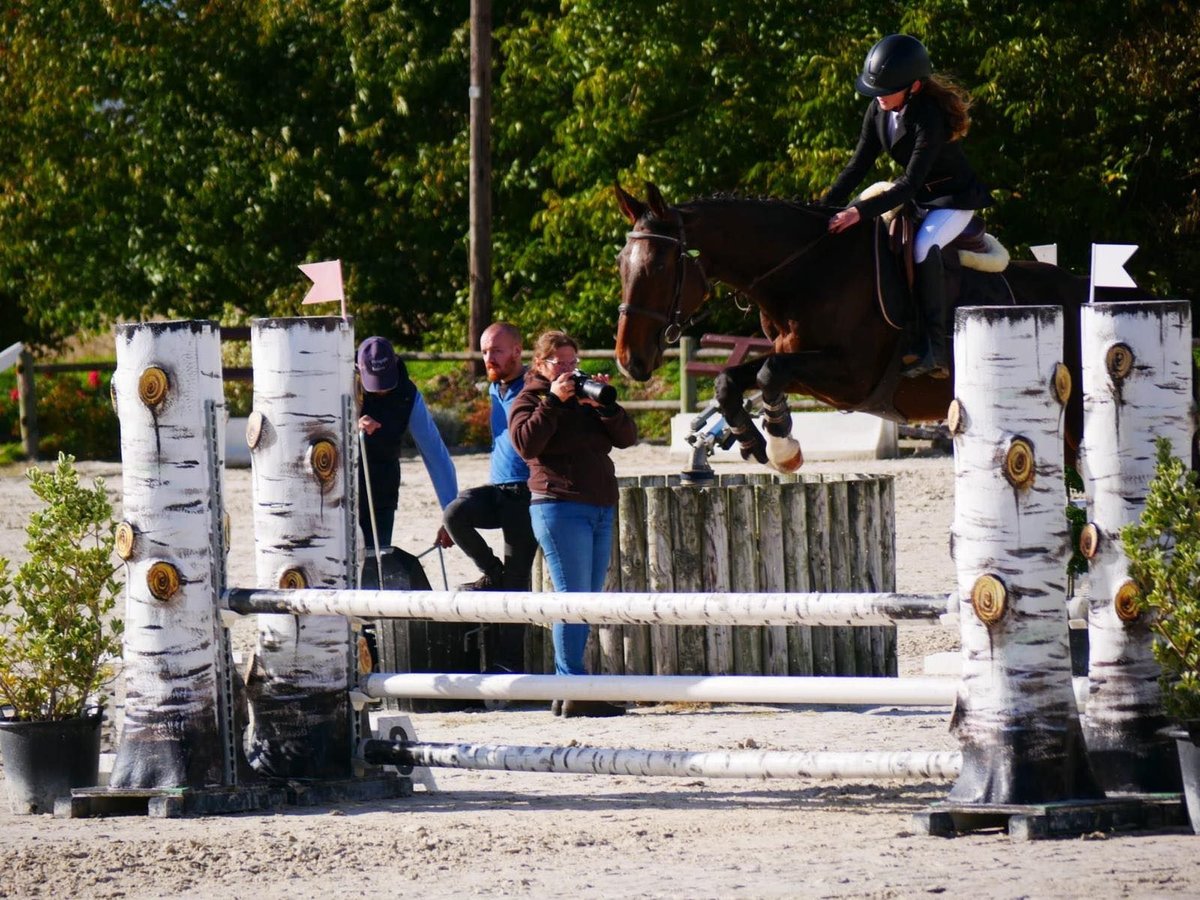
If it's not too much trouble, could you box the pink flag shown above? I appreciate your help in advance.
[299,259,344,304]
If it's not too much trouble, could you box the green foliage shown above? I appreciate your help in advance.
[1122,439,1200,721]
[1064,466,1088,579]
[0,454,124,721]
[36,372,120,462]
[0,2,1194,355]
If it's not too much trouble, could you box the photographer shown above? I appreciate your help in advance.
[509,330,637,718]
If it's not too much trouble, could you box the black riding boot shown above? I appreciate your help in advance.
[902,246,951,379]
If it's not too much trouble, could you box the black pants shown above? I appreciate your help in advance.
[443,482,536,589]
[443,482,536,672]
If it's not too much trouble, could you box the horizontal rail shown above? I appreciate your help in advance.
[363,740,963,781]
[225,588,956,627]
[360,673,959,706]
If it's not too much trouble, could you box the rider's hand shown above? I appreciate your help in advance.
[827,207,861,234]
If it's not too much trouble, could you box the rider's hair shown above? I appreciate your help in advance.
[921,75,971,142]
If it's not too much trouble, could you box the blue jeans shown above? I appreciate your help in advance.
[530,500,615,676]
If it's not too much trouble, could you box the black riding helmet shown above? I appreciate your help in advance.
[855,34,932,97]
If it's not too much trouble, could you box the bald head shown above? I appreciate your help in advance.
[481,321,524,383]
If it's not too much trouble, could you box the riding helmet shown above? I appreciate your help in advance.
[855,34,932,97]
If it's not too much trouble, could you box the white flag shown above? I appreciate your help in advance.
[1091,244,1138,289]
[1030,244,1057,266]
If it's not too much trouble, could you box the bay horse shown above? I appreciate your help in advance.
[614,182,1115,471]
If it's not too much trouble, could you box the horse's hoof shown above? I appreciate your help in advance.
[766,436,804,473]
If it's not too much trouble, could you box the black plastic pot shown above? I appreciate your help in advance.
[1165,722,1200,835]
[0,711,102,814]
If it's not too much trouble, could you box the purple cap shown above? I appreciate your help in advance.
[357,336,399,392]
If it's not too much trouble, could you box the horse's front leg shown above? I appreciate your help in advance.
[713,360,767,465]
[756,354,805,473]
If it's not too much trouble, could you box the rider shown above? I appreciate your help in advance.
[823,34,992,379]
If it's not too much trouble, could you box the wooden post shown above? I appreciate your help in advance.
[947,305,1101,805]
[672,486,708,674]
[678,335,696,414]
[246,317,356,779]
[645,486,678,675]
[618,486,652,674]
[701,486,735,674]
[1079,300,1192,792]
[598,489,625,674]
[879,474,899,675]
[781,481,814,675]
[756,483,789,675]
[847,477,877,675]
[728,485,762,673]
[109,321,228,789]
[16,348,38,461]
[467,0,492,377]
[804,478,836,674]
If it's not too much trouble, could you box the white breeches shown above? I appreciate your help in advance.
[914,208,974,263]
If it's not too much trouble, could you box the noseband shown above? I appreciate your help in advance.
[619,228,709,345]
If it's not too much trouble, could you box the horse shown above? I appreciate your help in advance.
[613,182,1122,472]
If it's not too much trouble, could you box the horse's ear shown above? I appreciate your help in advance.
[645,183,671,219]
[614,183,646,224]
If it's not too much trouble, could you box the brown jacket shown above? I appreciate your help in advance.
[508,371,637,507]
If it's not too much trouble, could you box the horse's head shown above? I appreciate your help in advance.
[613,183,710,381]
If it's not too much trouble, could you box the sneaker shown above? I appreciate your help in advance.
[458,564,504,591]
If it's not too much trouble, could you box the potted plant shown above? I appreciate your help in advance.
[1122,438,1200,833]
[0,453,123,814]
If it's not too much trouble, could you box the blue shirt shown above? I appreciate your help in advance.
[489,370,530,485]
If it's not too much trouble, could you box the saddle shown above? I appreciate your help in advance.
[859,183,1013,333]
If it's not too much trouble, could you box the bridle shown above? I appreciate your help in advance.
[619,227,710,346]
[620,201,833,345]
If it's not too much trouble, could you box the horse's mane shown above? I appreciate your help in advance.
[680,193,841,219]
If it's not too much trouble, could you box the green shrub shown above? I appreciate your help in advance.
[0,454,124,721]
[1123,438,1200,721]
[35,370,120,461]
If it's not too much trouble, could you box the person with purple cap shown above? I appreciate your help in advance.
[356,336,457,550]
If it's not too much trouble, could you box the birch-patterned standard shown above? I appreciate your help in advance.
[944,305,1102,806]
[109,321,231,791]
[244,317,358,780]
[1077,300,1193,794]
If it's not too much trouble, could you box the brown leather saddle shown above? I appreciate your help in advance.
[873,209,1005,333]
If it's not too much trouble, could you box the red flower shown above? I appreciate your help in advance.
[87,370,101,390]
[8,388,16,403]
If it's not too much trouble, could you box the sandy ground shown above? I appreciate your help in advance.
[1,443,1198,899]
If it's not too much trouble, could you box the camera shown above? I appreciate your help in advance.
[571,370,617,406]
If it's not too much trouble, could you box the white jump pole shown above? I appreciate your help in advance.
[946,306,1102,805]
[361,672,960,706]
[365,741,963,781]
[109,321,231,789]
[245,317,357,779]
[1078,299,1192,793]
[224,588,954,627]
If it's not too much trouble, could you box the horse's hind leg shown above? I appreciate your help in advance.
[756,355,803,473]
[714,360,767,465]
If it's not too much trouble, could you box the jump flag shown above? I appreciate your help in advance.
[1030,244,1057,266]
[299,259,346,318]
[1089,243,1138,303]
